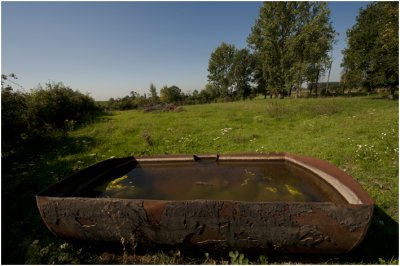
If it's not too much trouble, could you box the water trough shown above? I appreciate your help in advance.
[36,153,374,254]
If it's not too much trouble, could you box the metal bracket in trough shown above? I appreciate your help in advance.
[36,153,374,254]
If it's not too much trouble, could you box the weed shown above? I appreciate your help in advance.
[142,132,154,146]
[266,100,287,118]
[25,240,81,264]
[120,234,138,263]
[203,252,214,264]
[152,250,182,264]
[307,100,340,116]
[229,250,249,265]
[258,254,268,264]
[378,257,399,265]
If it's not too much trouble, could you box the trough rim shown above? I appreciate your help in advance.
[36,152,374,206]
[132,152,374,205]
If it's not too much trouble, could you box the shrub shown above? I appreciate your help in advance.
[1,81,102,156]
[28,82,100,129]
[1,88,30,153]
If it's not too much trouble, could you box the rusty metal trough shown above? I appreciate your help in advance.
[36,153,374,254]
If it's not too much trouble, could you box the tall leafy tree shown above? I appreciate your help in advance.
[208,43,254,100]
[247,2,335,97]
[232,48,254,100]
[207,42,236,97]
[247,2,293,97]
[341,2,399,98]
[300,2,336,96]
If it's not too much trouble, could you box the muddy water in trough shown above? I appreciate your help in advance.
[93,161,346,203]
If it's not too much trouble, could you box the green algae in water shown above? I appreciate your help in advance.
[94,175,128,192]
[94,161,345,202]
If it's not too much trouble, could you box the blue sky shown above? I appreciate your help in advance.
[2,1,369,100]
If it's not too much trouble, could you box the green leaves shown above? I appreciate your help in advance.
[207,42,237,98]
[229,250,249,265]
[248,2,336,97]
[2,80,101,156]
[207,43,254,100]
[160,85,182,103]
[341,2,399,94]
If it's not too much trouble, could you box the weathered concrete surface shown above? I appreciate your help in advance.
[36,153,374,254]
[37,197,373,253]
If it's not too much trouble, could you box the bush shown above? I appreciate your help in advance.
[1,81,102,156]
[28,82,100,129]
[1,88,30,153]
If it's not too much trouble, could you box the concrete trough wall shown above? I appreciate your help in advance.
[36,153,374,254]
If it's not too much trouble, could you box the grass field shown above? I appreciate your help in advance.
[2,96,398,264]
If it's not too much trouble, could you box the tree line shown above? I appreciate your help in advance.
[207,1,398,100]
[106,2,338,110]
[208,2,336,100]
[105,83,212,111]
[106,1,398,111]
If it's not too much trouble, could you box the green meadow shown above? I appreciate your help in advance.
[3,96,398,264]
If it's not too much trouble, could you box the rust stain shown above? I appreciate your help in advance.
[143,201,167,225]
[219,201,241,220]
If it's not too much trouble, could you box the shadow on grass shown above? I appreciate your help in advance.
[347,205,399,263]
[1,134,97,264]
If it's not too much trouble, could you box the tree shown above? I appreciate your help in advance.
[300,2,336,97]
[247,2,335,97]
[207,42,236,97]
[341,2,398,98]
[248,2,297,97]
[232,48,254,100]
[160,85,182,103]
[201,83,219,102]
[251,59,269,98]
[149,83,159,103]
[208,43,254,100]
[1,73,21,91]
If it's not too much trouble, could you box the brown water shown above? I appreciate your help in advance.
[93,161,346,202]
